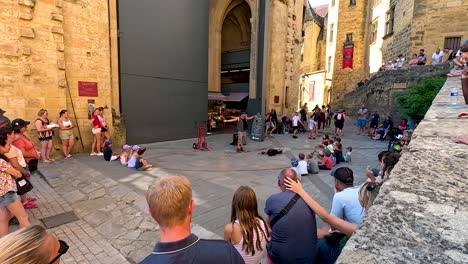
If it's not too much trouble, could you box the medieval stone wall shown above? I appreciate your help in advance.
[0,0,121,153]
[381,0,413,62]
[343,64,450,121]
[410,0,468,63]
[330,0,368,107]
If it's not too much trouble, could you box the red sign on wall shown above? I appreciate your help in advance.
[342,44,354,69]
[78,81,98,97]
[274,96,280,104]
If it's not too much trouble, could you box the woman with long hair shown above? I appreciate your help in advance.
[34,109,54,162]
[90,108,103,156]
[57,110,75,159]
[0,225,69,263]
[381,152,400,182]
[224,186,270,264]
[0,127,30,237]
[98,107,111,147]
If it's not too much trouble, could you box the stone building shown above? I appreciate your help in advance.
[0,0,309,148]
[381,0,468,64]
[299,3,328,108]
[327,0,369,108]
[0,0,121,152]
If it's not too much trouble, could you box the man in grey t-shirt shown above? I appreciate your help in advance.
[357,105,368,135]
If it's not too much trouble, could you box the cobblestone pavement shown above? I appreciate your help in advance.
[12,123,387,263]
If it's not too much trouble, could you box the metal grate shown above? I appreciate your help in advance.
[40,211,79,229]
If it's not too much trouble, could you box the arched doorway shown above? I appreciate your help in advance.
[220,1,251,111]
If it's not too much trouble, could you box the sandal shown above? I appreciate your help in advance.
[43,160,52,163]
[27,197,37,202]
[48,159,55,162]
[23,201,38,209]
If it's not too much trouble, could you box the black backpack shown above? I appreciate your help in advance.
[267,149,282,156]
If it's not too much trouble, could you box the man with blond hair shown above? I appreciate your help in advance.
[140,175,244,264]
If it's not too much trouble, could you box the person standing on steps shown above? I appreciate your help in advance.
[224,112,256,152]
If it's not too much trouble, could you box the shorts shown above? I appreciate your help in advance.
[59,130,74,140]
[335,122,344,130]
[38,136,52,142]
[370,122,378,128]
[0,191,19,207]
[92,128,101,134]
[292,126,298,130]
[357,119,366,126]
[266,122,275,129]
[101,127,108,133]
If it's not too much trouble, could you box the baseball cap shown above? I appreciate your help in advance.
[0,109,5,114]
[104,140,112,146]
[11,118,30,129]
[330,167,354,186]
[240,111,246,115]
[132,145,141,151]
[122,144,131,150]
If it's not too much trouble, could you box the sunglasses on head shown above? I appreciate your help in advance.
[48,240,69,264]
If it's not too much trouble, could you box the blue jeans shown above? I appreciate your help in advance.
[316,238,341,264]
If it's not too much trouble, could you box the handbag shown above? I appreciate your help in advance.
[27,159,38,173]
[15,176,33,195]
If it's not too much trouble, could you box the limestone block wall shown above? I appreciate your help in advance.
[410,0,468,63]
[330,0,368,107]
[266,0,304,115]
[381,0,414,62]
[0,0,121,153]
[337,77,468,264]
[343,64,450,121]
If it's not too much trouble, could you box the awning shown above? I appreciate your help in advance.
[224,92,249,102]
[208,92,227,100]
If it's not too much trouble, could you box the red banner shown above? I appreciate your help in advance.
[342,44,354,69]
[309,81,315,102]
[78,81,98,97]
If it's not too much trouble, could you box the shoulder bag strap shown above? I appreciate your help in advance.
[269,193,300,228]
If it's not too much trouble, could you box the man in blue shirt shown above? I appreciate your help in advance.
[140,175,244,264]
[264,168,317,264]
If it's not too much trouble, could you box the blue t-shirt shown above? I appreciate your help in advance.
[330,186,365,225]
[343,151,352,162]
[265,191,318,264]
[139,233,245,264]
[135,157,143,169]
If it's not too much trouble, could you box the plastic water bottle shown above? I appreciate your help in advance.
[450,88,458,105]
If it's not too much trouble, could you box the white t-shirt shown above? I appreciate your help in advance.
[292,115,300,126]
[396,57,405,68]
[330,186,365,224]
[308,119,315,130]
[432,52,444,64]
[298,160,308,175]
[5,145,27,168]
[127,155,137,168]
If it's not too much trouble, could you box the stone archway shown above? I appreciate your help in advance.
[208,0,258,99]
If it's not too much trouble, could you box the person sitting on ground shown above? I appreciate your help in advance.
[319,135,331,148]
[409,54,419,66]
[134,148,153,171]
[333,142,343,164]
[127,145,140,168]
[453,40,468,69]
[315,167,365,264]
[327,140,335,154]
[284,178,381,264]
[319,150,333,170]
[398,118,408,131]
[141,175,245,264]
[306,152,319,174]
[0,109,10,129]
[120,144,131,165]
[416,49,427,65]
[374,116,393,140]
[224,186,270,264]
[103,140,119,161]
[343,147,353,164]
[297,153,308,176]
[0,225,69,263]
[264,168,317,264]
[366,152,400,183]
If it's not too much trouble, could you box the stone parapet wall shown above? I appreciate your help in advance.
[343,64,450,119]
[337,77,468,263]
